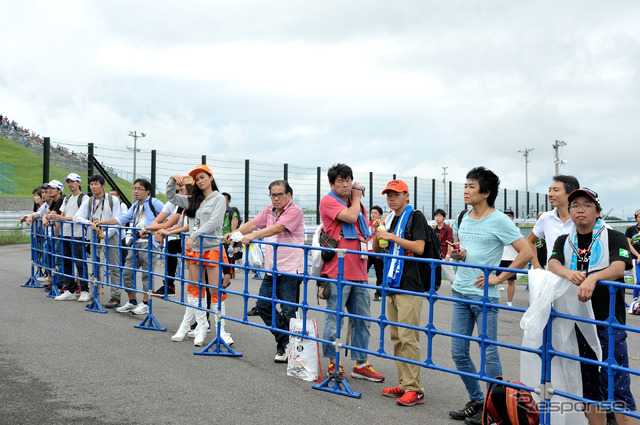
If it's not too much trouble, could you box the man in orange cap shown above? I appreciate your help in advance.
[373,179,436,407]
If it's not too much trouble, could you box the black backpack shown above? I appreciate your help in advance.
[405,210,442,292]
[229,206,242,227]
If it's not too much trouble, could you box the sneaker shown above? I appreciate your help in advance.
[464,410,492,425]
[449,400,483,421]
[396,391,424,406]
[351,362,385,382]
[151,286,175,297]
[55,291,79,301]
[104,298,120,308]
[116,301,137,313]
[247,306,259,316]
[506,301,513,306]
[381,386,405,398]
[274,351,287,363]
[132,303,149,315]
[373,293,381,301]
[78,291,91,302]
[328,362,347,380]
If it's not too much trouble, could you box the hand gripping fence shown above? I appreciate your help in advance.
[23,218,640,423]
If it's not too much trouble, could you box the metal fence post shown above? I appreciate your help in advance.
[316,167,321,225]
[151,150,157,197]
[244,159,250,224]
[88,143,94,191]
[43,137,50,184]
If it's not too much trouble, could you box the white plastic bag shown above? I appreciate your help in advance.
[287,313,321,382]
[245,243,264,268]
[310,225,324,277]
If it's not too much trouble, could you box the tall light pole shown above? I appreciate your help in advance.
[442,166,448,211]
[127,131,146,182]
[553,140,567,176]
[518,148,534,193]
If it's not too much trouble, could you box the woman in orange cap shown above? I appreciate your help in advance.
[166,165,233,347]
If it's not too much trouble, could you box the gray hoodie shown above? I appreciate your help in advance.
[166,178,225,251]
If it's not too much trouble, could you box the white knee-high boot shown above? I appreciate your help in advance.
[215,301,234,346]
[193,296,209,347]
[171,295,196,342]
[171,307,195,342]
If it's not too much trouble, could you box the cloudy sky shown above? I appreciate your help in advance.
[2,0,639,217]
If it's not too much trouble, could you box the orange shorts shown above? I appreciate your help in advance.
[185,248,228,267]
[185,248,229,301]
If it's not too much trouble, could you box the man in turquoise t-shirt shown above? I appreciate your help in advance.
[447,167,532,425]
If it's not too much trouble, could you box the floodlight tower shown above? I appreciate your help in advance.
[553,140,567,176]
[518,148,534,193]
[127,131,146,182]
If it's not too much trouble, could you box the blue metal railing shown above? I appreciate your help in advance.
[23,218,640,423]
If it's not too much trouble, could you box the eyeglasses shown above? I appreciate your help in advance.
[569,203,596,210]
[133,187,146,192]
[269,192,286,199]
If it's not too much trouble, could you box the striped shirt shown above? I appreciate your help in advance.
[251,200,305,274]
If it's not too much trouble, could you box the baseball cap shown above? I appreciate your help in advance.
[568,188,600,206]
[503,208,514,216]
[188,164,213,179]
[634,210,640,219]
[65,173,81,182]
[44,180,64,191]
[381,179,409,195]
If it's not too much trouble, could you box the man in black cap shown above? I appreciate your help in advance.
[548,188,636,425]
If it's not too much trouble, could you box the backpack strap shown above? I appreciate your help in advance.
[483,376,503,425]
[148,197,158,217]
[76,193,86,208]
[505,386,519,425]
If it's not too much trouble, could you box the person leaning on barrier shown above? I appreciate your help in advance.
[526,174,580,270]
[548,188,637,425]
[625,210,640,301]
[73,175,122,308]
[372,179,433,407]
[166,165,233,347]
[447,167,532,425]
[367,205,385,301]
[53,173,91,302]
[144,197,184,297]
[319,163,385,383]
[96,178,164,315]
[19,186,46,226]
[224,179,305,363]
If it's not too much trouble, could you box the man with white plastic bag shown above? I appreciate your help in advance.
[225,180,305,363]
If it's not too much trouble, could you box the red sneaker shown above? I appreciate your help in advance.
[327,362,347,380]
[381,386,405,398]
[351,362,385,382]
[396,391,424,406]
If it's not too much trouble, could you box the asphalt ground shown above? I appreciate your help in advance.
[2,243,640,424]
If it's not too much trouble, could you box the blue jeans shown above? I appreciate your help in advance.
[256,274,301,352]
[62,237,88,292]
[450,289,502,403]
[322,280,371,362]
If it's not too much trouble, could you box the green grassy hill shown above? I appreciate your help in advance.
[0,136,135,199]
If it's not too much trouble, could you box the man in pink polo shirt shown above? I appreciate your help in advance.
[225,179,305,363]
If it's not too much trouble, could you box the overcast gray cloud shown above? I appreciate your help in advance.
[2,0,640,217]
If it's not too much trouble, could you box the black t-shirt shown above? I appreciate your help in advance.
[625,224,640,259]
[49,197,64,214]
[551,228,632,324]
[388,210,429,293]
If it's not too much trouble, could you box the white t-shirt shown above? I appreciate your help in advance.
[532,208,574,263]
[60,194,86,238]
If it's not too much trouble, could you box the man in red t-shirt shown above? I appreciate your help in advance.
[320,163,384,383]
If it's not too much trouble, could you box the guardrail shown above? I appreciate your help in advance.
[22,218,640,424]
